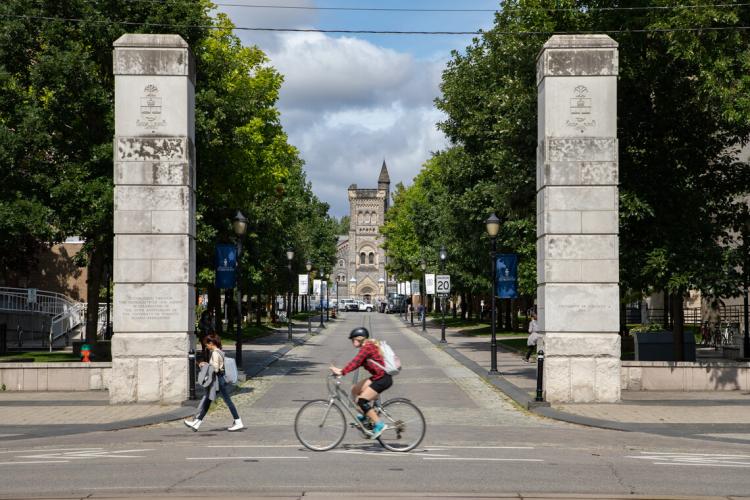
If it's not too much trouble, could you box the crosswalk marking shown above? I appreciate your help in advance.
[628,451,750,468]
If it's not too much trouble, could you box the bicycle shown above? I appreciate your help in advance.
[294,374,426,452]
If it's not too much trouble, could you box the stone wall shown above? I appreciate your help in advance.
[0,363,110,391]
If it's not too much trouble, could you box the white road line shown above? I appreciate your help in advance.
[634,452,750,458]
[654,462,750,468]
[423,457,544,462]
[206,445,301,448]
[428,446,534,450]
[0,460,70,465]
[0,447,101,455]
[0,434,24,438]
[185,456,309,460]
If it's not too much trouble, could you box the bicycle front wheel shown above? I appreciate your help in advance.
[377,398,426,452]
[294,399,346,451]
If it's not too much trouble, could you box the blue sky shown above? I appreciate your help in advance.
[217,1,500,217]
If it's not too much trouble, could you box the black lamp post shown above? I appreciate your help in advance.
[319,268,325,329]
[232,210,248,368]
[325,273,331,321]
[306,260,312,333]
[336,276,341,318]
[439,246,448,343]
[486,213,501,374]
[744,220,750,358]
[286,248,294,342]
[420,260,427,332]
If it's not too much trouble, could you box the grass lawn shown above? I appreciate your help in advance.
[291,311,317,321]
[497,338,528,353]
[0,351,80,363]
[219,324,275,345]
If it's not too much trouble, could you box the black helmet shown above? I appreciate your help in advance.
[348,327,370,340]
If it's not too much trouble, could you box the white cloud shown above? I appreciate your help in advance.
[217,6,450,218]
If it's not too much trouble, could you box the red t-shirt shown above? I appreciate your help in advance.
[341,341,386,380]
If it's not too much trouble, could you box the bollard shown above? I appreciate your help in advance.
[308,314,312,335]
[188,348,197,400]
[535,350,545,402]
[410,308,414,326]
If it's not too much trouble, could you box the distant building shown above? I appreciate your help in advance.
[334,161,390,303]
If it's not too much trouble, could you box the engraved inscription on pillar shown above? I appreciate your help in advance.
[121,295,181,321]
[566,85,595,133]
[136,84,167,131]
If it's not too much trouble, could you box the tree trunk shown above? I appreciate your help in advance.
[256,293,262,327]
[451,296,457,319]
[460,292,467,320]
[84,247,105,344]
[208,285,222,335]
[225,289,235,334]
[672,293,685,362]
[663,290,670,330]
[510,298,518,331]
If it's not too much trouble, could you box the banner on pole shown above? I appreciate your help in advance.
[215,244,237,289]
[425,274,435,295]
[496,253,519,299]
[298,274,309,295]
[405,281,412,295]
[411,280,420,295]
[313,279,321,296]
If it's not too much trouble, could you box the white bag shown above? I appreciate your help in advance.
[223,356,238,384]
[371,340,401,376]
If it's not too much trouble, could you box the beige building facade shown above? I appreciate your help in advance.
[334,162,390,304]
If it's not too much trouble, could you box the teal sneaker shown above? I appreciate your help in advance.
[371,421,388,439]
[356,414,367,424]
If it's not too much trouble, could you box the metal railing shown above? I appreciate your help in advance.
[626,305,746,328]
[0,286,86,349]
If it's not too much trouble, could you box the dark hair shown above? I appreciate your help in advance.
[205,332,222,349]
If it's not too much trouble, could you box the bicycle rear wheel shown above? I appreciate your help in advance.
[377,398,426,452]
[294,399,346,451]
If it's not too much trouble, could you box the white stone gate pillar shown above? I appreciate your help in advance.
[536,35,620,403]
[110,34,196,403]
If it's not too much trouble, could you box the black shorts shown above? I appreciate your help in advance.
[369,374,393,393]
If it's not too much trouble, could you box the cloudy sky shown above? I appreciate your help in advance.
[216,0,499,217]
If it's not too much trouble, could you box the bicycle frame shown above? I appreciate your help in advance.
[324,375,381,437]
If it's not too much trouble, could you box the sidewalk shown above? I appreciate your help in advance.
[404,316,750,445]
[0,318,329,441]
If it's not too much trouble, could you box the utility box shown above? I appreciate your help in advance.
[634,331,696,362]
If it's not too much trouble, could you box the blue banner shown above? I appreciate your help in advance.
[496,253,518,299]
[215,243,237,289]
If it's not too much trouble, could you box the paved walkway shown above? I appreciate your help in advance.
[402,315,750,444]
[0,318,328,440]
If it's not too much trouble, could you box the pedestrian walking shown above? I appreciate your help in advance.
[417,303,426,322]
[525,310,541,362]
[184,333,244,432]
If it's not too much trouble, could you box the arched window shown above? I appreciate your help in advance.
[365,212,371,224]
[360,252,366,264]
[338,259,345,267]
[368,252,375,264]
[371,213,377,224]
[358,212,363,224]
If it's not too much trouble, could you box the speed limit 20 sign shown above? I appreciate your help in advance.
[436,275,450,296]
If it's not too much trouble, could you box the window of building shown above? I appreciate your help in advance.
[360,252,366,264]
[368,252,375,265]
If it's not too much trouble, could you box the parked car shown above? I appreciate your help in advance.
[338,299,356,311]
[357,301,374,312]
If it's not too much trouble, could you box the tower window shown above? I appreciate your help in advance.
[360,252,366,265]
[368,252,375,264]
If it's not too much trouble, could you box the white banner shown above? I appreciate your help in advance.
[405,281,412,295]
[313,279,321,295]
[411,280,420,295]
[425,274,436,295]
[321,281,327,297]
[298,274,309,295]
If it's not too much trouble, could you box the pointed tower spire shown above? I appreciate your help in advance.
[378,159,390,186]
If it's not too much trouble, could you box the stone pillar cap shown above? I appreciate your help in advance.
[542,34,618,50]
[114,34,189,48]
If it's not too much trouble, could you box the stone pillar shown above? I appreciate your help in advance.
[536,35,620,403]
[110,34,196,403]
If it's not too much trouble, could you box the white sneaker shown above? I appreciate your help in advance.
[184,418,202,432]
[227,418,244,432]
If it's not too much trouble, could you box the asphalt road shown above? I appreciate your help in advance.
[1,312,749,499]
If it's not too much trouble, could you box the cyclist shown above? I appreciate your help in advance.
[330,326,391,439]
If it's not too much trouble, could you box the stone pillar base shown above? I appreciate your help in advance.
[109,332,190,404]
[543,332,621,403]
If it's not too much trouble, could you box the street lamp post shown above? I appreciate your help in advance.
[232,210,248,368]
[420,260,427,332]
[744,220,750,358]
[306,260,312,334]
[486,213,501,374]
[336,276,340,318]
[439,246,448,343]
[286,248,294,343]
[319,269,325,329]
[325,273,331,321]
